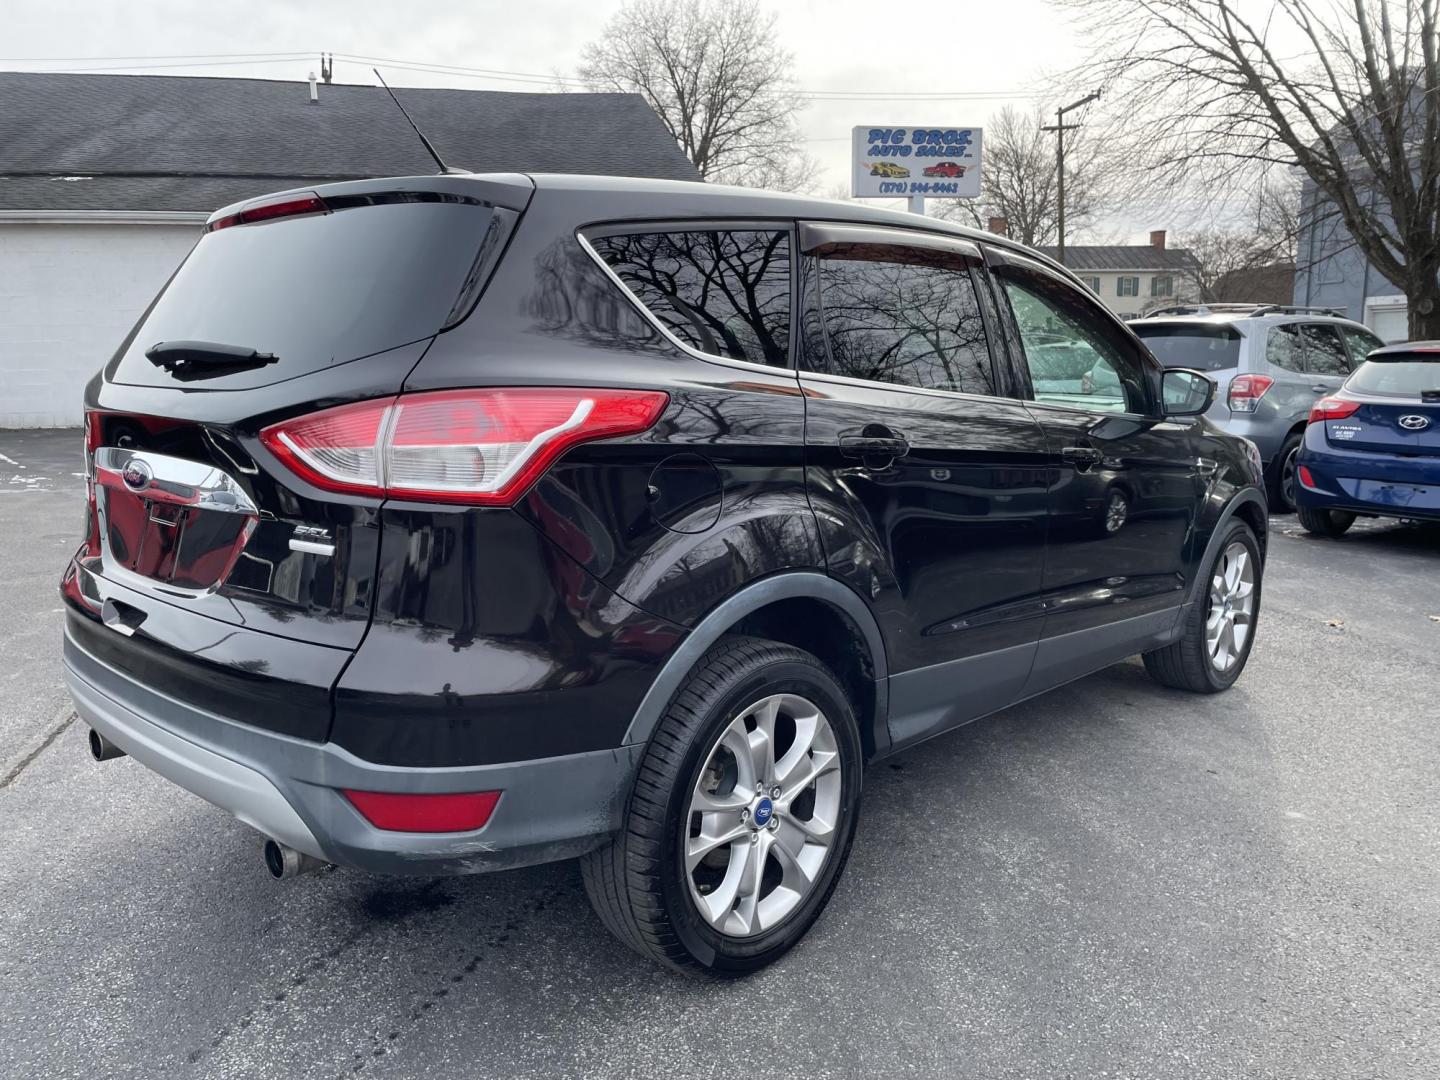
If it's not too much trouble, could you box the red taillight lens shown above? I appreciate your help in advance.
[1309,396,1361,423]
[343,789,501,833]
[1297,464,1316,488]
[260,388,669,505]
[208,193,327,232]
[1227,374,1274,413]
[81,409,106,558]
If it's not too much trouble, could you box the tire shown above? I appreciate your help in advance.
[582,635,863,977]
[1143,520,1262,693]
[1268,433,1302,513]
[1296,504,1356,537]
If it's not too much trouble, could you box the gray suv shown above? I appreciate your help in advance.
[1132,305,1386,511]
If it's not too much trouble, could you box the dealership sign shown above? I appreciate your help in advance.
[851,126,982,199]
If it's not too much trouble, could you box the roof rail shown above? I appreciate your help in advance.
[1245,304,1347,318]
[1140,302,1348,319]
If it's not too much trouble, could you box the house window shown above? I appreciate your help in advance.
[1116,276,1139,297]
[1150,275,1173,298]
[1081,276,1101,294]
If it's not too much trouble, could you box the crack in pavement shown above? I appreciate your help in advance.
[0,707,77,790]
[339,887,567,1077]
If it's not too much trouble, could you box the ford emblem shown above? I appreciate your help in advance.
[121,458,153,492]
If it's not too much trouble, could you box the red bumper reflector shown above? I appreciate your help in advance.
[343,789,501,833]
[1297,464,1316,489]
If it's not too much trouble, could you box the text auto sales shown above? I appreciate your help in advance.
[865,128,974,194]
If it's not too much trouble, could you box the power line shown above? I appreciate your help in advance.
[1,49,1040,101]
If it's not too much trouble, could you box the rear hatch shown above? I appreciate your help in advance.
[1326,345,1440,456]
[1131,320,1243,377]
[67,175,529,740]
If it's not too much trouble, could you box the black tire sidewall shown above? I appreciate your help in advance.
[658,656,863,974]
[1271,434,1302,512]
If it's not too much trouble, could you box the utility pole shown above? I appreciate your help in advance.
[1043,90,1101,265]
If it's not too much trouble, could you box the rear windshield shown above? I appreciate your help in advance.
[1131,323,1242,371]
[111,197,503,388]
[1347,353,1440,397]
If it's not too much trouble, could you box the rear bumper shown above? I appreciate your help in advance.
[64,627,640,875]
[1204,410,1288,465]
[1296,429,1440,521]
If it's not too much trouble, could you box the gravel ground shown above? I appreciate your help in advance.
[2,427,1438,1079]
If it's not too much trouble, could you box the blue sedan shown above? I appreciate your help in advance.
[1294,341,1440,536]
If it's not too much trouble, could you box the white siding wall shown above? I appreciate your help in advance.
[0,223,200,427]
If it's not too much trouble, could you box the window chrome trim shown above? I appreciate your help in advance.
[800,220,981,261]
[796,366,1019,408]
[574,228,798,377]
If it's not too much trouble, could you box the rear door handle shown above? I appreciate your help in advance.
[1310,385,1330,393]
[839,435,909,460]
[1061,446,1103,470]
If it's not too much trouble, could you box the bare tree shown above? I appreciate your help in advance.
[932,106,1114,247]
[1178,176,1302,301]
[1061,0,1440,338]
[579,0,818,191]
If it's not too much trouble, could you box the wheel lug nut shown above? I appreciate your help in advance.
[767,817,779,831]
[740,808,749,821]
[756,783,764,794]
[750,833,760,844]
[770,786,781,798]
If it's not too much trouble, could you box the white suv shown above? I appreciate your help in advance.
[1132,304,1387,511]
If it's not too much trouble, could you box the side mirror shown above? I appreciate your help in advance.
[1161,368,1216,417]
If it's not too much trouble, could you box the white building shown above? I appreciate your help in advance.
[1038,231,1201,319]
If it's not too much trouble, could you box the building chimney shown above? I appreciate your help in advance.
[1150,229,1166,250]
[988,216,1008,237]
[308,72,319,104]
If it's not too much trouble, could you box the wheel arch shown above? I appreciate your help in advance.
[1188,488,1268,605]
[622,572,891,760]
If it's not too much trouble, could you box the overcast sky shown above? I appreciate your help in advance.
[6,0,1149,237]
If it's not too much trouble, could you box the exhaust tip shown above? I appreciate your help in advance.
[88,727,126,761]
[264,838,328,880]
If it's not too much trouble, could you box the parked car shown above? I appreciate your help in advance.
[1294,341,1440,535]
[62,174,1267,977]
[867,161,910,178]
[922,161,966,178]
[1131,306,1386,511]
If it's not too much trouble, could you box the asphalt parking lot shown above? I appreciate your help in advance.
[3,426,1438,1079]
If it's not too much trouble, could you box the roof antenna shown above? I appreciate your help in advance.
[372,68,468,175]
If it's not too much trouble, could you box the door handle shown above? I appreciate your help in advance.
[839,435,909,460]
[1061,445,1103,470]
[1310,385,1329,393]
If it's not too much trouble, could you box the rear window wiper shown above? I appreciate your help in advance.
[145,340,279,382]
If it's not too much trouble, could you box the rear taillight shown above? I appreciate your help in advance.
[343,789,501,832]
[81,409,105,557]
[260,388,669,506]
[1227,374,1274,413]
[208,192,327,232]
[1308,397,1361,424]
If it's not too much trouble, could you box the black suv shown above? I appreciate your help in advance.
[62,174,1267,976]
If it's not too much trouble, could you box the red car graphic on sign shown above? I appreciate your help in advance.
[922,161,966,178]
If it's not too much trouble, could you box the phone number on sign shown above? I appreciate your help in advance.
[877,181,963,195]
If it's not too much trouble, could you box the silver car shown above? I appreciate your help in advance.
[1132,305,1387,511]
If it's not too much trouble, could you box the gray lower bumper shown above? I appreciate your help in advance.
[64,628,640,875]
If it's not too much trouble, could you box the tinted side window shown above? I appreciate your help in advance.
[1302,323,1350,375]
[589,230,791,366]
[809,244,995,396]
[994,261,1152,414]
[1266,324,1304,372]
[1340,325,1385,367]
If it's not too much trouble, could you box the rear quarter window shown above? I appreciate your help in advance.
[587,230,791,367]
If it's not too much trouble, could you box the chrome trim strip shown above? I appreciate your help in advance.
[93,447,258,515]
[287,539,335,557]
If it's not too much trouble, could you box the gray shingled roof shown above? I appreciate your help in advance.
[1036,245,1198,272]
[0,71,699,212]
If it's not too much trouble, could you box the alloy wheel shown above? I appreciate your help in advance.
[1206,541,1256,672]
[1105,490,1129,533]
[684,693,842,938]
[1281,447,1299,509]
